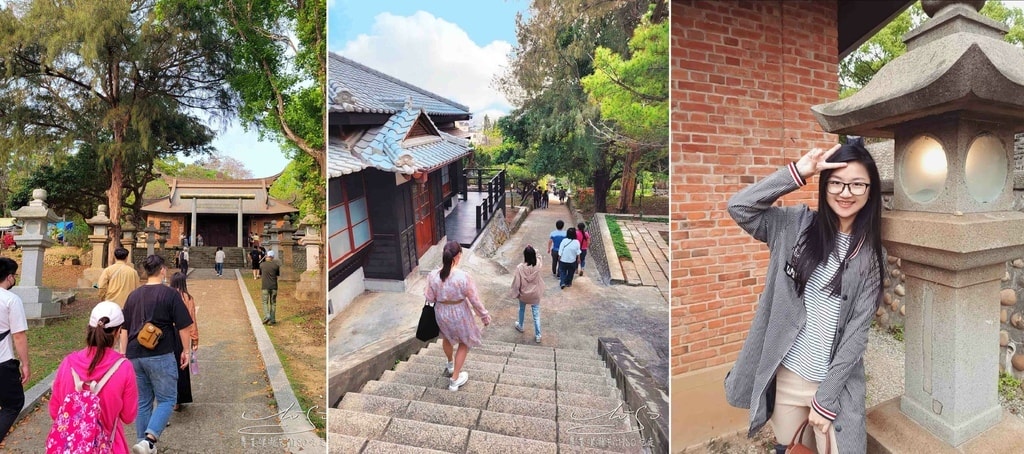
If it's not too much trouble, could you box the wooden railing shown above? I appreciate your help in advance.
[461,168,507,230]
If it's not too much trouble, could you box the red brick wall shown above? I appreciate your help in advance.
[671,0,839,375]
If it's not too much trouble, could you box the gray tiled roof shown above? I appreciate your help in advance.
[328,109,472,178]
[328,53,470,117]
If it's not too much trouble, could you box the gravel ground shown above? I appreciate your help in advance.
[682,328,906,453]
[684,327,1024,453]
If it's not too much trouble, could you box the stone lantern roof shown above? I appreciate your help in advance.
[812,0,1024,137]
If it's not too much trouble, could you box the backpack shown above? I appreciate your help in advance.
[46,358,126,454]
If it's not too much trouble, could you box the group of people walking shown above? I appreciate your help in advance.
[33,250,199,453]
[423,218,590,392]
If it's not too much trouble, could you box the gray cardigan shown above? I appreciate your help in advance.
[724,163,882,453]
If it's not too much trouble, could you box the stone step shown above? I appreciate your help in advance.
[328,432,366,454]
[420,345,609,374]
[378,370,557,407]
[556,405,646,454]
[465,428,557,454]
[332,336,637,453]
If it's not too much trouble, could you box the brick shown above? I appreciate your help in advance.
[672,0,838,377]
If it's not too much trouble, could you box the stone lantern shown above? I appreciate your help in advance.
[143,221,158,256]
[295,214,323,302]
[812,0,1024,449]
[78,205,112,288]
[277,215,298,282]
[10,189,60,318]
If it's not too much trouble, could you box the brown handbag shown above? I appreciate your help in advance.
[137,321,163,350]
[787,420,831,454]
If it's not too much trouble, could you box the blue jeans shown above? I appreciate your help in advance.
[262,289,278,322]
[215,263,223,275]
[517,301,541,337]
[559,261,578,287]
[579,250,588,270]
[131,353,179,441]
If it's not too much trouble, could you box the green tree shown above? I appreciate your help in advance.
[582,14,668,212]
[209,0,325,216]
[841,1,1024,96]
[0,0,230,247]
[498,0,666,212]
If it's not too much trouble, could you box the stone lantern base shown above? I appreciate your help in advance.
[78,268,103,289]
[868,398,1024,453]
[12,286,58,318]
[295,270,322,302]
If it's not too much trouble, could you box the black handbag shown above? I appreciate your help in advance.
[416,301,439,341]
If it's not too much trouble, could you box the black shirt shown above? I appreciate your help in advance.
[123,284,194,358]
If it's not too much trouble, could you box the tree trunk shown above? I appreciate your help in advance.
[593,166,612,213]
[617,146,640,214]
[107,156,124,265]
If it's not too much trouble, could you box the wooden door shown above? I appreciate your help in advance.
[413,183,434,257]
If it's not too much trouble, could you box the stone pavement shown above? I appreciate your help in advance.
[330,196,670,395]
[614,217,669,297]
[3,269,322,453]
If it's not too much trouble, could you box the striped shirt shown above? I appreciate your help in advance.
[781,232,851,383]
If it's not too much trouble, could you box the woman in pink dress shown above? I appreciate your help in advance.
[424,241,491,391]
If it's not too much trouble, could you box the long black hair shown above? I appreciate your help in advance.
[440,240,461,281]
[794,137,885,307]
[523,246,537,267]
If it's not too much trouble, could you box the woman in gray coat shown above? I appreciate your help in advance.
[725,138,885,454]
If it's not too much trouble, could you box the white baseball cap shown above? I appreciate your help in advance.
[89,301,124,329]
[267,250,275,258]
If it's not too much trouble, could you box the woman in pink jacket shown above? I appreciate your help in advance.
[425,241,491,392]
[48,301,138,453]
[511,245,544,343]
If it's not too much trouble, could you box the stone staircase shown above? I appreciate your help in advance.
[329,339,649,453]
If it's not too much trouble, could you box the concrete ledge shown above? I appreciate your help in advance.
[234,269,325,452]
[15,370,57,424]
[595,214,626,284]
[597,337,668,454]
[328,327,429,407]
[671,363,749,450]
[507,205,530,234]
[867,397,1024,453]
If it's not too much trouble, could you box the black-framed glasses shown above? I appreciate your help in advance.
[826,180,870,196]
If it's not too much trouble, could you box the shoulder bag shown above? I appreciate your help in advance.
[416,300,439,342]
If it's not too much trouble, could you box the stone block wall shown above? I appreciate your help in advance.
[672,0,839,376]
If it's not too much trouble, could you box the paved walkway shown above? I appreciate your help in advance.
[4,269,319,453]
[331,196,670,390]
[616,217,670,295]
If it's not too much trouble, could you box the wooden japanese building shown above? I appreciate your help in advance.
[139,175,298,248]
[328,53,473,307]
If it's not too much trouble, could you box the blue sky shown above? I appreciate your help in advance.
[328,0,529,124]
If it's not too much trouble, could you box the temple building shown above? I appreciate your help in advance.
[328,53,473,311]
[139,175,299,248]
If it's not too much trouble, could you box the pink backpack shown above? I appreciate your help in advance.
[46,358,125,454]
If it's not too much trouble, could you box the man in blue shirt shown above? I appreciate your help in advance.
[547,220,567,276]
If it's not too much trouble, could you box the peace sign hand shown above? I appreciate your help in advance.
[795,144,845,180]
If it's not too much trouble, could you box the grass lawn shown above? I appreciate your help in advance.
[604,216,633,261]
[242,275,326,438]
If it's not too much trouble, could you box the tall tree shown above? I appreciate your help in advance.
[498,0,665,212]
[582,14,668,212]
[841,1,1024,97]
[0,0,231,248]
[212,0,325,193]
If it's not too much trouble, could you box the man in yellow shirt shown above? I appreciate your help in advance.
[97,248,140,351]
[97,248,141,307]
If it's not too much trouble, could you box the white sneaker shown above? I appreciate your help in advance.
[514,323,524,333]
[535,335,542,343]
[444,362,454,377]
[449,371,468,391]
[132,439,156,454]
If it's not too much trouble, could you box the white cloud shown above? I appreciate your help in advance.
[339,11,513,116]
